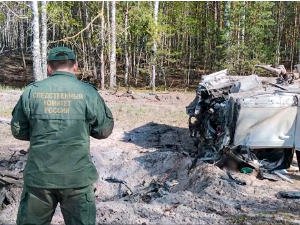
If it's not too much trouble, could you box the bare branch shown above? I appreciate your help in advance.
[48,13,102,44]
[0,2,28,19]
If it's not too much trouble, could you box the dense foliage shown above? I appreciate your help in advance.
[1,1,300,88]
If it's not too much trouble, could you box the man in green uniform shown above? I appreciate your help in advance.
[11,47,114,225]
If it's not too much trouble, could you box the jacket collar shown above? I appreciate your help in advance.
[51,71,77,78]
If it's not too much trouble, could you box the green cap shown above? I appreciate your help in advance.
[47,46,76,61]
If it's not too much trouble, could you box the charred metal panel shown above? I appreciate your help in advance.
[233,93,297,147]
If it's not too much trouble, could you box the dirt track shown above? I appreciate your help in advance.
[1,89,300,225]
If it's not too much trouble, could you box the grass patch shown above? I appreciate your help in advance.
[0,85,24,91]
[0,108,13,118]
[230,215,247,224]
[110,103,189,128]
[111,104,148,118]
[108,85,195,94]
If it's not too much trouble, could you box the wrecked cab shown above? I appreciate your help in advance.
[186,69,300,171]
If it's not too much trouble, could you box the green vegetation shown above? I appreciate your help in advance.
[1,1,300,87]
[0,85,24,91]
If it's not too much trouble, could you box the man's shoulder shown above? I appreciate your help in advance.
[22,81,38,93]
[80,81,99,94]
[24,77,51,89]
[26,81,38,87]
[81,81,98,90]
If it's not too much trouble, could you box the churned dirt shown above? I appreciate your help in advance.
[1,88,300,225]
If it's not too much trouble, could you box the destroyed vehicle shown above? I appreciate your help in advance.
[186,67,300,171]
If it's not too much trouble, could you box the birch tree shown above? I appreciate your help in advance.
[241,1,245,46]
[41,1,48,79]
[100,1,105,90]
[19,5,26,69]
[124,2,129,86]
[151,1,159,93]
[224,1,231,65]
[31,1,42,81]
[275,1,282,67]
[109,1,116,88]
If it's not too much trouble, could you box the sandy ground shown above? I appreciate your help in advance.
[1,88,300,225]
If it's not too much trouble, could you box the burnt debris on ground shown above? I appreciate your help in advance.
[0,148,26,209]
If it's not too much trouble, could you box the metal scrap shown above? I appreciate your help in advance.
[105,171,174,203]
[121,180,169,203]
[0,187,7,208]
[258,170,280,181]
[279,191,300,199]
[186,69,300,183]
[226,170,246,185]
[273,171,294,184]
[0,151,26,209]
[0,117,11,125]
[104,177,133,196]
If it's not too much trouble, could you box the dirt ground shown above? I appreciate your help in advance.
[1,88,300,225]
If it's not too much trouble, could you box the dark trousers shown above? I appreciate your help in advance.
[296,150,300,170]
[17,184,96,225]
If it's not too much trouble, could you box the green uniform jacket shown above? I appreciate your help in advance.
[11,71,114,188]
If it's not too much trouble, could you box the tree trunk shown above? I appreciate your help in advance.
[136,39,143,85]
[132,40,137,85]
[19,7,26,69]
[151,1,159,93]
[297,3,300,65]
[298,31,300,64]
[83,2,92,74]
[31,1,42,81]
[187,35,192,85]
[100,1,105,90]
[52,23,55,41]
[224,1,231,63]
[41,1,48,79]
[107,1,111,62]
[124,2,129,86]
[109,1,116,88]
[275,2,283,67]
[80,2,88,74]
[241,1,245,46]
[216,1,221,29]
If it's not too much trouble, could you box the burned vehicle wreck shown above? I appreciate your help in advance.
[186,68,300,172]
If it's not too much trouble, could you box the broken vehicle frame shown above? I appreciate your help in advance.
[186,68,300,171]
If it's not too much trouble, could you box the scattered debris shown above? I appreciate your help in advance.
[279,191,300,199]
[0,149,26,209]
[105,177,133,196]
[0,186,8,207]
[273,171,294,184]
[240,167,253,174]
[226,170,246,185]
[255,64,300,84]
[114,180,170,204]
[273,169,288,175]
[0,118,11,125]
[258,170,280,181]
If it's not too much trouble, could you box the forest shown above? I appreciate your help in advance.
[0,1,300,91]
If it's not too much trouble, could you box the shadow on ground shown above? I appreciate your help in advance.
[122,122,195,152]
[122,122,197,187]
[121,121,196,185]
